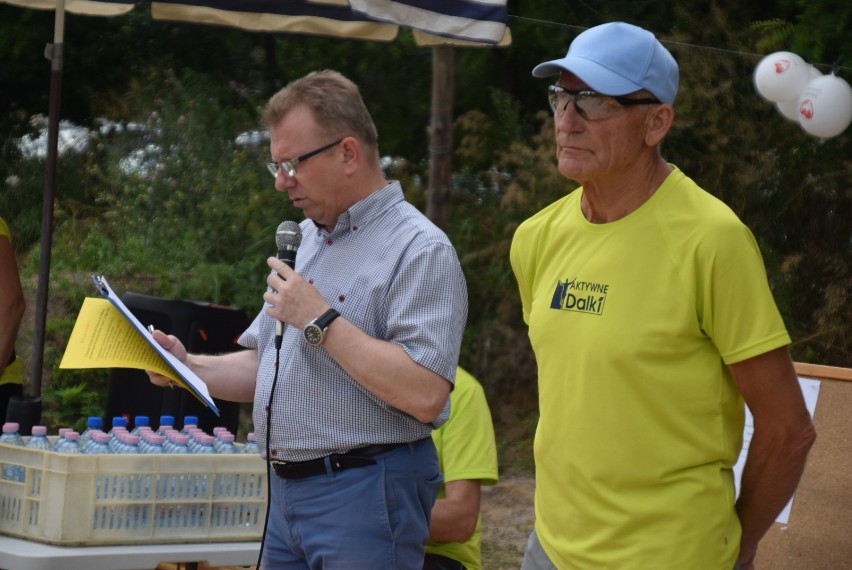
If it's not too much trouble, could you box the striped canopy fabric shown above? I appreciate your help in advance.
[2,1,508,45]
[1,0,134,16]
[150,1,399,41]
[349,0,508,44]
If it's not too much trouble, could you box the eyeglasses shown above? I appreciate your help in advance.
[267,139,343,178]
[548,85,661,121]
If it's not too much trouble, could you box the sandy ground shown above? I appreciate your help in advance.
[480,476,536,569]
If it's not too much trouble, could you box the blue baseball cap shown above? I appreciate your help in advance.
[532,22,679,105]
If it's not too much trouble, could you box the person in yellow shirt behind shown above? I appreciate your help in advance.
[0,215,26,422]
[425,366,499,570]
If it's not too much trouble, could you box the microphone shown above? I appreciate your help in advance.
[276,220,301,269]
[274,221,302,346]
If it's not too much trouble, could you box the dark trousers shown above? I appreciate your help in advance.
[423,553,466,570]
[0,382,23,423]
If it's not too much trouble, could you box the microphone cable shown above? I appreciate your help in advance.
[255,341,283,570]
[256,220,301,568]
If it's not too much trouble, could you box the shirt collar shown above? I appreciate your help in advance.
[316,180,404,237]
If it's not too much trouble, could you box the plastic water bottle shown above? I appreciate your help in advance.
[108,416,128,435]
[1,422,25,482]
[52,427,70,451]
[79,416,103,447]
[136,426,154,449]
[82,431,111,504]
[118,433,141,454]
[130,415,150,437]
[143,433,166,454]
[160,430,174,453]
[111,432,127,454]
[108,426,128,453]
[25,425,52,450]
[83,431,111,454]
[186,429,203,453]
[211,426,226,451]
[214,433,238,518]
[57,431,81,454]
[168,433,191,454]
[242,432,260,454]
[217,433,239,455]
[1,422,24,446]
[194,434,216,454]
[184,424,200,448]
[157,415,175,437]
[189,433,215,525]
[181,416,199,435]
[160,427,178,451]
[157,417,176,508]
[137,431,151,454]
[108,417,128,451]
[165,433,191,505]
[184,423,202,452]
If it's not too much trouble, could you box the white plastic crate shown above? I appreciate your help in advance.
[0,442,267,546]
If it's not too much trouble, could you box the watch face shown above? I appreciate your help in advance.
[304,324,323,346]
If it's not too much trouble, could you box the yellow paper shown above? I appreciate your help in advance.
[60,297,179,382]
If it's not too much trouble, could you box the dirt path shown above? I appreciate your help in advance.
[480,476,535,569]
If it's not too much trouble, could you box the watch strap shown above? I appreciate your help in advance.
[313,308,341,330]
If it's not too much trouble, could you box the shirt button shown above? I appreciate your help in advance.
[326,239,333,245]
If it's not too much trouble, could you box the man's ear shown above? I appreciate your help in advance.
[645,104,674,147]
[340,136,360,173]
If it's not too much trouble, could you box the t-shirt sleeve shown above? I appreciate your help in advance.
[438,370,499,486]
[697,221,790,364]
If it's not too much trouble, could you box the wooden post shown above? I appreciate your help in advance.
[31,0,66,398]
[426,45,454,229]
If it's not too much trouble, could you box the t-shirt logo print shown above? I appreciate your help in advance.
[550,278,609,316]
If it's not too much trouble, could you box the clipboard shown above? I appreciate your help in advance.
[91,275,220,415]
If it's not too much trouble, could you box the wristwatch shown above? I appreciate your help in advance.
[303,308,341,346]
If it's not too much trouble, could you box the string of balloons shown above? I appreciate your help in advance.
[754,52,852,139]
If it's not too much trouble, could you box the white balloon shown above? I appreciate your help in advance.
[754,51,811,102]
[797,74,852,139]
[807,65,824,80]
[776,98,800,121]
[775,65,823,122]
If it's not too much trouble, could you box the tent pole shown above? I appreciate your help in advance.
[30,0,65,397]
[426,45,454,230]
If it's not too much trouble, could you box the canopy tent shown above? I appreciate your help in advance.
[150,0,509,44]
[1,0,509,397]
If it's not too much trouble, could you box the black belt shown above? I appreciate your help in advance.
[271,441,412,480]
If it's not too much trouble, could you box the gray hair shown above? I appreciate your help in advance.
[263,70,379,157]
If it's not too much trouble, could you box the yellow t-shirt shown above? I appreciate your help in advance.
[425,367,499,570]
[0,216,23,386]
[510,166,790,569]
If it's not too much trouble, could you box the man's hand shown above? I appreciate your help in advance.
[145,329,188,387]
[264,257,329,328]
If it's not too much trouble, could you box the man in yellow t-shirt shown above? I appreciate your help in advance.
[511,22,815,570]
[0,216,26,422]
[424,367,499,570]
